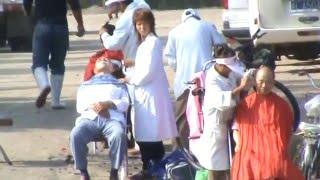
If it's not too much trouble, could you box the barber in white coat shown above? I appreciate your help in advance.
[124,9,178,178]
[192,45,250,180]
[164,8,225,149]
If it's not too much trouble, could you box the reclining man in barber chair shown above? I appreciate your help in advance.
[70,57,129,180]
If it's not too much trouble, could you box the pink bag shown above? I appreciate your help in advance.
[186,71,206,139]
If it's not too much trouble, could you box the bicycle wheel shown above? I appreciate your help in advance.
[274,81,300,131]
[303,144,314,180]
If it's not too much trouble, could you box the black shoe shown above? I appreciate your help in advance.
[35,86,51,108]
[110,169,119,180]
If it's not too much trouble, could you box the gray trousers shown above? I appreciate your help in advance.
[172,89,190,150]
[70,118,126,170]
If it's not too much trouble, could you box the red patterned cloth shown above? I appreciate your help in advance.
[83,49,123,81]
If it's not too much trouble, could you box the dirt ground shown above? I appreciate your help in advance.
[0,7,320,180]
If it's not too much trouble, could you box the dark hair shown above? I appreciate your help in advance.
[133,8,157,42]
[103,22,115,35]
[214,44,235,58]
[111,68,125,79]
[100,22,115,44]
[253,49,276,70]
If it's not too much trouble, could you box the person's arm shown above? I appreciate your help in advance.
[233,129,240,152]
[164,31,177,71]
[210,23,226,45]
[23,0,33,16]
[100,17,130,50]
[232,75,250,97]
[67,0,85,37]
[110,87,130,113]
[92,87,130,114]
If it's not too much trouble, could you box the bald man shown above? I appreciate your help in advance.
[231,67,303,180]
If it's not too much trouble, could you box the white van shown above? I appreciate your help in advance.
[222,0,320,60]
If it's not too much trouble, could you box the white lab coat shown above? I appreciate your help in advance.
[164,17,225,99]
[189,66,240,170]
[130,34,178,142]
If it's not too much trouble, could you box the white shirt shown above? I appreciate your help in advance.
[203,66,240,122]
[76,75,130,125]
[101,1,150,61]
[164,17,225,98]
[190,66,240,170]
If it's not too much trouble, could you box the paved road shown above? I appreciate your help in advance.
[0,8,319,180]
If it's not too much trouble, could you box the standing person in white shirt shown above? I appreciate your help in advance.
[164,8,225,149]
[194,45,249,180]
[122,8,178,179]
[70,57,129,180]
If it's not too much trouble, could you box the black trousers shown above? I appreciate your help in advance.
[137,141,165,170]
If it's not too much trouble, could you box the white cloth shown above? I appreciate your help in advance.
[76,75,130,125]
[164,17,225,99]
[105,0,126,7]
[130,34,178,142]
[189,66,240,170]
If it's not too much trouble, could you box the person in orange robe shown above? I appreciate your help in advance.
[231,66,303,180]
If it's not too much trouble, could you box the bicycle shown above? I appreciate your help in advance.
[293,72,320,180]
[231,29,300,130]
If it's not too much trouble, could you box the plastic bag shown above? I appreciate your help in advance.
[195,169,209,180]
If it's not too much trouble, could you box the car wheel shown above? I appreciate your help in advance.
[293,44,320,60]
[294,52,319,61]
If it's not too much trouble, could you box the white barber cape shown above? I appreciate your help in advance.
[130,34,178,142]
[76,75,130,125]
[189,66,240,170]
[164,17,225,99]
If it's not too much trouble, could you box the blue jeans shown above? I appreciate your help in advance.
[32,20,68,75]
[70,118,126,170]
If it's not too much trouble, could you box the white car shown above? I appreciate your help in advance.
[222,0,320,60]
[222,0,250,42]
